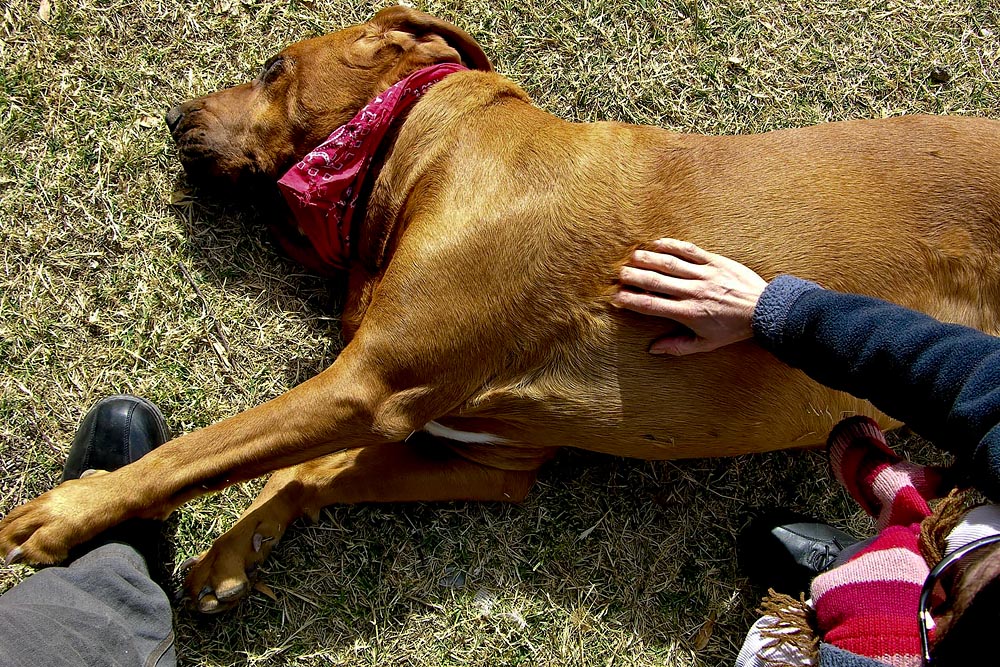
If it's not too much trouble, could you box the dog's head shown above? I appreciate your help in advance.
[166,6,490,189]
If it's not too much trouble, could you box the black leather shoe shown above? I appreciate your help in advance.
[61,395,170,482]
[63,395,171,565]
[739,509,859,595]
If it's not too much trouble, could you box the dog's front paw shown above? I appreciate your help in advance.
[0,477,126,565]
[182,510,287,614]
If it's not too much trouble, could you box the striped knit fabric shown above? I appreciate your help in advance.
[811,416,944,667]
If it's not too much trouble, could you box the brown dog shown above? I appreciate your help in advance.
[3,6,1000,615]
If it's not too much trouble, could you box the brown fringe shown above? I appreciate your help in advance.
[756,589,819,664]
[920,489,974,565]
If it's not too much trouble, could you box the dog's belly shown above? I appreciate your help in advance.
[433,337,896,464]
[430,393,891,465]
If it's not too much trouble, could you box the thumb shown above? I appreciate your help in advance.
[649,335,717,356]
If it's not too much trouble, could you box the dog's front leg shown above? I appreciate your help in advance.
[0,339,467,566]
[181,438,538,613]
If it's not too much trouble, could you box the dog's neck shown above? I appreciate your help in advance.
[274,63,467,276]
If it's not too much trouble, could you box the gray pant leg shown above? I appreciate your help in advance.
[0,543,175,667]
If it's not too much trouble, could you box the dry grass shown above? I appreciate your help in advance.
[1,0,998,665]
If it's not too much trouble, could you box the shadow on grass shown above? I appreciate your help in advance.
[168,175,345,385]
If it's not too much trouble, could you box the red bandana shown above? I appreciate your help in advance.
[276,62,467,272]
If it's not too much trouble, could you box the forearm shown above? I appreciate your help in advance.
[752,276,1000,499]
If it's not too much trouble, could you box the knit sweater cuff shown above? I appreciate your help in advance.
[751,275,823,352]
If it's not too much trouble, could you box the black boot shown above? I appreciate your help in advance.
[62,395,171,566]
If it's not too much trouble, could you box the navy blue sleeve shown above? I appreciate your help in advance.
[751,275,1000,501]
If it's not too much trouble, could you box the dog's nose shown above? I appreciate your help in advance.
[165,105,185,133]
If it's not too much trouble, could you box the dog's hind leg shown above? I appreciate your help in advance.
[182,437,538,614]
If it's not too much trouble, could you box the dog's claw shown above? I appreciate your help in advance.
[215,581,247,601]
[4,547,23,566]
[178,555,201,572]
[173,586,190,604]
[251,533,274,553]
[198,594,221,614]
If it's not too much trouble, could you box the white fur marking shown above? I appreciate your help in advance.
[423,420,510,444]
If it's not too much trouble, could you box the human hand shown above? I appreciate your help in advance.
[613,238,768,355]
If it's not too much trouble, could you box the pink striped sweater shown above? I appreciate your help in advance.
[812,416,945,667]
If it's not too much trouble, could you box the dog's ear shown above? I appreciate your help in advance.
[371,5,492,73]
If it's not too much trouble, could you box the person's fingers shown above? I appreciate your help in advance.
[649,334,717,356]
[627,249,708,280]
[612,289,695,325]
[619,266,700,298]
[650,238,715,265]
